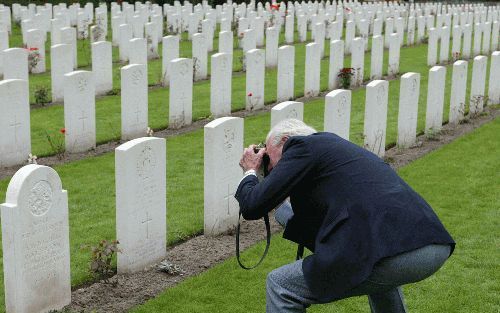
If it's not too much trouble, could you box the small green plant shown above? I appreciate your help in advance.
[425,128,440,141]
[34,85,50,105]
[45,128,66,160]
[81,239,120,284]
[338,67,354,89]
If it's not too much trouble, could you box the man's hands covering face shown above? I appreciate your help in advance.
[239,145,266,172]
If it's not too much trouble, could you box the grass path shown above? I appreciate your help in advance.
[130,118,500,313]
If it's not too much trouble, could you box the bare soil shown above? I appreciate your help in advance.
[64,107,498,313]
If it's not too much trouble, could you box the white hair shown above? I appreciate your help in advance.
[266,119,317,146]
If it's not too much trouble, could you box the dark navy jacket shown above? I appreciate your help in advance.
[235,132,455,302]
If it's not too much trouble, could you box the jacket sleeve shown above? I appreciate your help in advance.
[235,137,315,220]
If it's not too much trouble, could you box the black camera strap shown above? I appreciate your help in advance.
[236,212,271,270]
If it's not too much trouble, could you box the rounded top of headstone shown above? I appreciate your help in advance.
[3,47,29,55]
[205,116,241,129]
[0,78,27,89]
[273,101,303,111]
[367,79,388,88]
[326,89,351,97]
[401,72,420,79]
[116,136,164,153]
[5,165,63,217]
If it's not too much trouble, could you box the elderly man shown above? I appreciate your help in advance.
[235,119,455,313]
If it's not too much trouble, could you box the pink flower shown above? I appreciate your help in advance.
[247,92,253,97]
[60,128,66,134]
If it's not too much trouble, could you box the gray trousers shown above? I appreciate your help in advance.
[269,202,451,313]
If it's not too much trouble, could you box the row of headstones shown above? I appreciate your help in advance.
[427,21,500,66]
[0,32,408,170]
[4,50,499,311]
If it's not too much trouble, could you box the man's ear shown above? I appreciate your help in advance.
[281,136,289,145]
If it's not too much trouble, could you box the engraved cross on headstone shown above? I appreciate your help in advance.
[141,211,153,239]
[78,110,88,132]
[223,184,235,215]
[9,115,22,145]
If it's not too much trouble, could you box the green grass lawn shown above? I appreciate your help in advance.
[130,117,500,313]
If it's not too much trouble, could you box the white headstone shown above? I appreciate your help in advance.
[285,15,294,44]
[351,38,364,87]
[119,23,133,62]
[363,80,388,157]
[370,35,383,80]
[427,28,438,66]
[265,26,279,68]
[469,55,487,115]
[3,48,29,81]
[1,165,71,313]
[63,71,96,153]
[491,22,499,52]
[192,32,208,81]
[210,52,233,118]
[345,20,355,53]
[91,41,113,96]
[462,24,472,59]
[115,137,166,273]
[51,44,73,102]
[169,58,193,128]
[449,60,468,125]
[472,23,482,56]
[487,51,500,105]
[388,33,401,77]
[439,26,450,63]
[145,22,159,59]
[451,25,462,61]
[242,28,256,53]
[482,22,491,55]
[397,72,421,148]
[277,45,295,103]
[0,79,31,167]
[218,30,233,54]
[60,27,77,69]
[245,49,265,110]
[304,42,320,98]
[121,64,148,140]
[271,101,304,128]
[26,29,46,73]
[328,40,344,90]
[425,66,446,134]
[204,116,243,236]
[161,35,179,86]
[129,38,147,65]
[324,89,351,140]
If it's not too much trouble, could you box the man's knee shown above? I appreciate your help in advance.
[266,268,283,291]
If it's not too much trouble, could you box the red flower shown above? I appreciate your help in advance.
[271,3,280,10]
[247,92,253,97]
[60,128,66,134]
[29,47,38,51]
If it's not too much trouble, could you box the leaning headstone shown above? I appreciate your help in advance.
[487,51,500,105]
[328,40,344,90]
[121,64,148,140]
[277,45,295,102]
[51,44,73,102]
[265,27,279,68]
[129,38,147,65]
[304,42,320,98]
[92,41,113,96]
[26,29,45,73]
[397,73,420,148]
[115,137,166,273]
[350,38,364,87]
[3,48,29,81]
[271,101,304,128]
[246,49,265,111]
[324,89,351,140]
[425,66,446,134]
[161,35,179,86]
[192,33,208,81]
[210,52,233,117]
[0,79,30,168]
[469,55,487,115]
[204,116,243,236]
[449,60,468,125]
[388,33,400,77]
[1,165,71,313]
[169,58,193,129]
[63,71,96,153]
[363,80,388,157]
